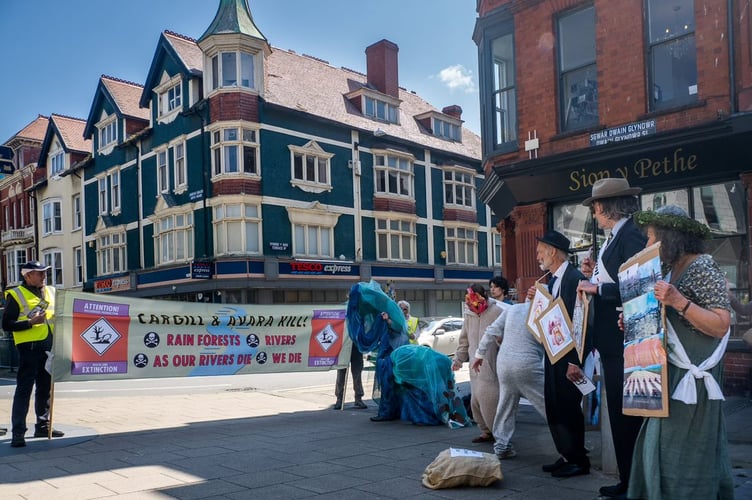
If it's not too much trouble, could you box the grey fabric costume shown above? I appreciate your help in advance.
[475,302,546,454]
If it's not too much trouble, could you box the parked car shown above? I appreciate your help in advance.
[416,316,464,356]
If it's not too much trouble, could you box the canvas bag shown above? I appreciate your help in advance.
[421,448,502,489]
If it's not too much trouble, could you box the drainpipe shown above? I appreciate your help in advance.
[727,0,737,114]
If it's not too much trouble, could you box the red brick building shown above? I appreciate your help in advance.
[474,0,752,394]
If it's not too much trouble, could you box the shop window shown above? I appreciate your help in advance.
[641,189,689,213]
[647,0,697,111]
[692,182,746,235]
[558,6,598,131]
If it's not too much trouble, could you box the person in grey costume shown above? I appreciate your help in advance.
[472,302,546,459]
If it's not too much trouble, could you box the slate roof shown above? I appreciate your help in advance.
[5,115,49,144]
[49,114,91,153]
[265,48,481,160]
[164,31,203,74]
[101,76,150,121]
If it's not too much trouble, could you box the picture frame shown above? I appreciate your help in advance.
[534,297,576,364]
[526,282,552,343]
[618,242,669,418]
[571,291,590,363]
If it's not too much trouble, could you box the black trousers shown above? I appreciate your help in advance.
[544,358,589,467]
[335,344,364,400]
[600,353,644,484]
[12,336,53,435]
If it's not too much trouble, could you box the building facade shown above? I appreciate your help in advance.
[77,0,497,318]
[474,0,752,394]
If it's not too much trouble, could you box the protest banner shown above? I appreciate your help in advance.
[52,290,351,382]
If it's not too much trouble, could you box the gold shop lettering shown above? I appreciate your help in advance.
[568,148,698,192]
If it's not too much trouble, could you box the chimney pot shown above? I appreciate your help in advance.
[442,105,463,119]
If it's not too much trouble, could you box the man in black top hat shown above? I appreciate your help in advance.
[527,230,590,478]
[3,261,64,447]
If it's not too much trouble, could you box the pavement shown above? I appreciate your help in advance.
[0,367,750,500]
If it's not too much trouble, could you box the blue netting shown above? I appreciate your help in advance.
[391,344,472,428]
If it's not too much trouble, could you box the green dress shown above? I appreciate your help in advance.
[628,254,733,500]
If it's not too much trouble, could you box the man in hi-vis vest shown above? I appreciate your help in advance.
[3,261,64,447]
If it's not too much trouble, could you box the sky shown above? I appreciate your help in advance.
[0,0,482,144]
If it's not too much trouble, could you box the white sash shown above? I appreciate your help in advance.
[666,319,729,405]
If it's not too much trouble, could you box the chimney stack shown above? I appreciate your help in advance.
[442,105,463,120]
[366,39,399,98]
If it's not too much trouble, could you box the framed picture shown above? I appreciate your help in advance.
[526,283,552,343]
[571,291,590,363]
[618,242,669,418]
[535,297,576,364]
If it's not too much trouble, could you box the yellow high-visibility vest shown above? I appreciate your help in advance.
[6,285,55,345]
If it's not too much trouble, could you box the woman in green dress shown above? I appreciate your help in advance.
[629,205,733,499]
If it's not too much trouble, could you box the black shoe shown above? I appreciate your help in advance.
[370,415,396,422]
[33,427,64,438]
[352,399,367,409]
[10,434,25,448]
[542,457,567,472]
[331,400,343,410]
[551,463,589,478]
[0,427,6,436]
[600,482,628,497]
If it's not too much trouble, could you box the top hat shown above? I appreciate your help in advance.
[20,261,51,275]
[536,230,572,253]
[581,177,642,206]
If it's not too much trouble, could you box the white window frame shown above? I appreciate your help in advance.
[97,231,127,275]
[50,149,65,176]
[157,149,169,194]
[287,204,340,259]
[72,194,82,230]
[433,117,461,141]
[288,141,333,193]
[158,79,182,117]
[445,225,478,266]
[212,200,262,256]
[210,50,255,91]
[376,217,416,262]
[74,246,83,285]
[42,249,63,287]
[210,125,259,178]
[98,177,108,215]
[364,95,400,124]
[173,142,187,191]
[374,151,413,198]
[98,117,117,150]
[492,230,502,267]
[6,248,27,286]
[110,170,121,213]
[153,210,194,266]
[443,168,476,209]
[42,199,63,236]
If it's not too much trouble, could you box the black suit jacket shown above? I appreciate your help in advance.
[592,217,647,356]
[554,262,585,366]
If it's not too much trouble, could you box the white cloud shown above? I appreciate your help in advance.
[437,64,476,93]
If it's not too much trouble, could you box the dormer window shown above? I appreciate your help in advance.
[433,118,461,141]
[345,87,401,125]
[50,150,65,176]
[365,96,399,124]
[211,51,254,90]
[415,111,463,142]
[98,118,117,149]
[158,80,182,117]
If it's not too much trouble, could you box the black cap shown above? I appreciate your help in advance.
[536,230,572,253]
